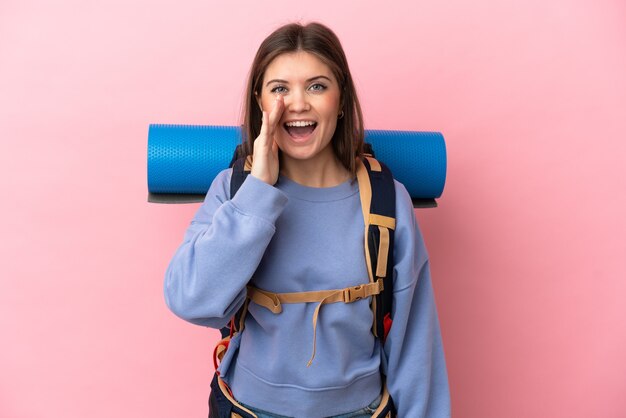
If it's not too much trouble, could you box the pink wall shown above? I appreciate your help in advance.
[1,1,625,417]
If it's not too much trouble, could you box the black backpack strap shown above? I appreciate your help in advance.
[229,144,251,198]
[356,156,396,342]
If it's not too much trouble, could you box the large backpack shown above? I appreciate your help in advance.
[209,145,397,418]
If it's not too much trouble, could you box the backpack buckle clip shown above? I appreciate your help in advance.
[343,285,366,303]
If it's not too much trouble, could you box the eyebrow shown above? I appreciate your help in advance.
[265,75,332,87]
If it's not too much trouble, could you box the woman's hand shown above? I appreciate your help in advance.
[251,95,284,185]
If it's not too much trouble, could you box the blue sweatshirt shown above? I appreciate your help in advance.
[164,169,451,417]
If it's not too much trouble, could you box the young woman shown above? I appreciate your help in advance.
[164,22,450,417]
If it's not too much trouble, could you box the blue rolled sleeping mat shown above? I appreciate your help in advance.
[147,124,446,208]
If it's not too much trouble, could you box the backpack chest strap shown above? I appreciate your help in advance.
[246,279,384,367]
[246,279,384,314]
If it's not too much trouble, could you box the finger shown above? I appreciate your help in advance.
[268,95,284,134]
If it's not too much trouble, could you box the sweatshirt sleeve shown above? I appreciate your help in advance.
[382,181,451,417]
[163,169,289,328]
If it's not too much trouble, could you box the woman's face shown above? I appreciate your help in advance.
[256,51,342,166]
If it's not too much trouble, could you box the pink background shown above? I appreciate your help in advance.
[1,1,625,417]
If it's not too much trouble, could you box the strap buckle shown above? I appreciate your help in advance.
[343,285,367,303]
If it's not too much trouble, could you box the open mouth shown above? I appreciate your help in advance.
[283,121,318,139]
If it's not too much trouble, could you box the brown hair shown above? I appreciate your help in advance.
[241,21,365,175]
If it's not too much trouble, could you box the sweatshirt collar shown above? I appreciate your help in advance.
[276,175,358,202]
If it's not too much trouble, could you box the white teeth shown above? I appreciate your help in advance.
[285,121,316,127]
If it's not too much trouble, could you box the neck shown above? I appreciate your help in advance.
[279,149,352,188]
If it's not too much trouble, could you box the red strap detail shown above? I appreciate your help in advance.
[214,317,237,372]
[383,313,393,341]
[212,339,230,371]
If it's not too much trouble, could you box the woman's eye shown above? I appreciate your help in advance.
[309,83,327,92]
[271,86,287,94]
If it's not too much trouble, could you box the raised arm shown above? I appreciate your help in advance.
[163,169,288,328]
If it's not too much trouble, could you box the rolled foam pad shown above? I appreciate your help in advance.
[147,124,446,203]
[363,129,446,199]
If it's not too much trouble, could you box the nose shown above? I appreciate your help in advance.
[285,88,310,113]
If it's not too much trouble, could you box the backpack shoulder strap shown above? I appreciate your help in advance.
[229,145,252,198]
[356,156,396,341]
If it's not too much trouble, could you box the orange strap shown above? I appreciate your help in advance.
[247,279,384,366]
[246,279,384,313]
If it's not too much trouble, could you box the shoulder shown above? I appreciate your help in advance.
[392,179,416,228]
[191,168,233,223]
[392,179,412,212]
[392,178,418,234]
[391,178,429,286]
[203,168,233,203]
